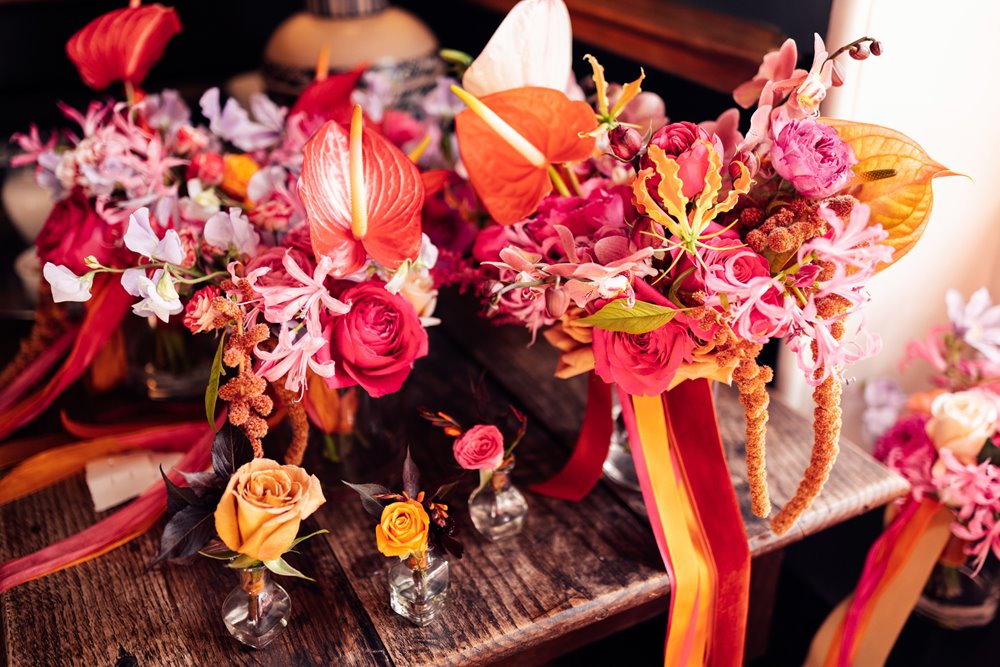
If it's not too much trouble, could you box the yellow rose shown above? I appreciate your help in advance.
[925,390,998,464]
[214,458,326,562]
[376,499,429,559]
[399,271,438,320]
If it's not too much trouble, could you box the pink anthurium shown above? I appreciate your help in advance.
[298,105,424,277]
[462,0,575,97]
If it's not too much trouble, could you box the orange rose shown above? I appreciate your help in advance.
[376,499,429,558]
[220,153,260,201]
[214,458,325,562]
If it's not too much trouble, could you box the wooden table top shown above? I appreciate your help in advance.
[0,295,908,667]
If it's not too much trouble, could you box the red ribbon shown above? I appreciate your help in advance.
[529,372,614,501]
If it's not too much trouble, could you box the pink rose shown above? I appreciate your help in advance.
[592,319,695,396]
[453,424,505,470]
[321,282,429,397]
[36,190,122,274]
[770,118,856,198]
[642,122,724,199]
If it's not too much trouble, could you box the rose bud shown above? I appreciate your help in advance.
[731,151,759,179]
[609,126,644,161]
[869,40,883,56]
[545,287,570,318]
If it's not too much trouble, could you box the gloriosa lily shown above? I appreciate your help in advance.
[633,142,752,257]
[584,54,645,132]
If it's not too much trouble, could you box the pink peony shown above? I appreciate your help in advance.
[453,424,505,470]
[592,319,695,396]
[642,122,724,199]
[770,118,856,198]
[320,282,429,397]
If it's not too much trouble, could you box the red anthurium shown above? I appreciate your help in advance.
[299,105,424,277]
[453,86,597,225]
[66,3,181,90]
[289,66,366,126]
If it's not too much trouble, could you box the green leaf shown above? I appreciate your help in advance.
[578,298,680,334]
[290,529,329,549]
[226,554,262,569]
[199,547,241,561]
[263,557,315,581]
[205,333,226,432]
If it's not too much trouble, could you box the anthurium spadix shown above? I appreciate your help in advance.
[452,86,597,225]
[299,105,424,277]
[462,0,573,97]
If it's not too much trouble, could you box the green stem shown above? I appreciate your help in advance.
[547,165,571,197]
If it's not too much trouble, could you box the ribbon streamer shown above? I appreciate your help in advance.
[529,372,614,501]
[806,498,953,667]
[621,379,749,666]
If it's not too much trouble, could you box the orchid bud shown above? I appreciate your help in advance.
[869,40,883,56]
[609,126,644,161]
[545,287,570,318]
[849,45,870,60]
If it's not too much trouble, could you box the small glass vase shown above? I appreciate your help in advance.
[222,565,292,649]
[126,316,214,401]
[388,548,449,626]
[603,392,641,492]
[468,460,528,540]
[915,554,1000,629]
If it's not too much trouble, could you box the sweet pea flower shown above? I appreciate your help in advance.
[947,288,1000,363]
[204,207,261,257]
[121,267,182,322]
[123,207,184,265]
[43,262,94,303]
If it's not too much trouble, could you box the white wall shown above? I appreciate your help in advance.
[776,0,1000,447]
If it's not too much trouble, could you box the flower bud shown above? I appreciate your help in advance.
[83,255,101,269]
[849,45,870,60]
[609,126,644,161]
[869,40,883,56]
[545,287,570,318]
[731,151,759,179]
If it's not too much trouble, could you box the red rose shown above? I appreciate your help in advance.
[35,190,122,274]
[592,319,695,396]
[320,282,429,397]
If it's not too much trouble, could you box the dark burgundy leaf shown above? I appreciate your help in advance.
[152,505,217,565]
[402,447,420,497]
[212,423,254,479]
[160,466,199,515]
[343,481,392,517]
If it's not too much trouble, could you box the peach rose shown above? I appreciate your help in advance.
[214,458,325,562]
[376,499,430,559]
[925,390,998,464]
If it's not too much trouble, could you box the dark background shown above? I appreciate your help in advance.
[1,1,997,665]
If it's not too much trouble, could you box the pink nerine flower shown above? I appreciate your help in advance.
[253,250,350,331]
[453,425,505,471]
[255,322,336,394]
[933,449,1000,573]
[770,118,856,198]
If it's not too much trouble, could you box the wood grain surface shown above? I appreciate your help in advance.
[0,293,908,666]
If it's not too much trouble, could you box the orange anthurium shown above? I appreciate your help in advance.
[66,3,182,90]
[453,86,597,225]
[299,105,424,277]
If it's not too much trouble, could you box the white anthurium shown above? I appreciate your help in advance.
[204,207,260,256]
[43,263,94,303]
[462,0,574,97]
[123,207,185,265]
[121,267,183,323]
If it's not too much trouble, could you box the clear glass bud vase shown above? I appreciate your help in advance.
[603,393,641,492]
[388,548,449,626]
[468,460,528,540]
[222,565,291,649]
[915,555,1000,629]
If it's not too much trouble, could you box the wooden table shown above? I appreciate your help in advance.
[0,294,908,666]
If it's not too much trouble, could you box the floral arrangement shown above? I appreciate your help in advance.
[451,0,955,535]
[867,288,1000,572]
[6,2,451,465]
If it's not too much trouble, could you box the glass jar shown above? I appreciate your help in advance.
[602,392,641,492]
[221,565,292,649]
[468,460,528,541]
[125,316,215,401]
[388,548,449,626]
[915,554,1000,629]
